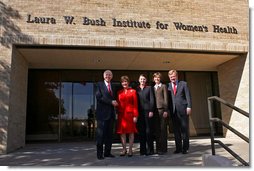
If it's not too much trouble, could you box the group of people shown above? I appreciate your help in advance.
[95,69,192,160]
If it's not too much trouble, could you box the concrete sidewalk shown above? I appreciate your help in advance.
[0,137,249,167]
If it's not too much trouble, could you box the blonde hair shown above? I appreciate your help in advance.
[153,72,162,78]
[120,75,130,83]
[168,70,178,76]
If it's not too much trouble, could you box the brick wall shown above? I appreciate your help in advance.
[217,54,249,138]
[7,47,28,153]
[1,0,249,52]
[0,0,249,153]
[0,46,12,153]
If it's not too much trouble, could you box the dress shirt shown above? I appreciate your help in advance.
[154,83,162,90]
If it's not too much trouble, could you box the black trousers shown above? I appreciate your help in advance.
[96,118,114,157]
[154,109,168,153]
[137,111,154,155]
[171,111,189,152]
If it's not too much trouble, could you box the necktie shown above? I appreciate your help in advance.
[173,82,177,95]
[107,83,112,96]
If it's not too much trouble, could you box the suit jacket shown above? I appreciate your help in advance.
[95,81,116,120]
[136,86,155,116]
[168,81,192,116]
[154,84,168,112]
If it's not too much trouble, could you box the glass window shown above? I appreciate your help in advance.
[26,70,60,141]
[26,69,221,142]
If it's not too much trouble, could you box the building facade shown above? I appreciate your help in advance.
[0,0,249,154]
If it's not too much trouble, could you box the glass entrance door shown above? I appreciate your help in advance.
[61,82,95,140]
[26,69,222,142]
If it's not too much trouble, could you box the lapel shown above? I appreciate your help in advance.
[169,82,180,96]
[111,84,115,97]
[155,84,162,93]
[144,86,149,94]
[168,83,174,95]
[168,83,173,91]
[176,81,182,95]
[103,82,113,97]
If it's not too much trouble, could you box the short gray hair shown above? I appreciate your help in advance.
[103,70,113,77]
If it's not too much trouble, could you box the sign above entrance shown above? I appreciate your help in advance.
[26,14,238,34]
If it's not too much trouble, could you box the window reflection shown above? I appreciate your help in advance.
[61,82,95,140]
[26,70,98,141]
[26,71,60,141]
[26,70,186,142]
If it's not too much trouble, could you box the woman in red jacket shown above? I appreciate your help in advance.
[116,76,139,157]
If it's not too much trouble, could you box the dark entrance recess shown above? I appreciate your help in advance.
[26,69,222,142]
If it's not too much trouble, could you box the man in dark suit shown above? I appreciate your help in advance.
[168,70,192,154]
[95,70,118,160]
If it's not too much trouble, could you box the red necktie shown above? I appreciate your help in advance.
[173,83,177,95]
[107,83,112,96]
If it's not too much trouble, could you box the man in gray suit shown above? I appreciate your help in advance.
[168,70,192,154]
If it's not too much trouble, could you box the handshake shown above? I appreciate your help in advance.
[112,100,118,107]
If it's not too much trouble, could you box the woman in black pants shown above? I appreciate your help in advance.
[136,74,155,156]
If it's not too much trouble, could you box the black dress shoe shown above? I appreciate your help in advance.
[97,156,104,160]
[104,154,115,158]
[148,151,154,155]
[158,152,166,155]
[173,150,182,154]
[128,151,133,157]
[182,150,188,154]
